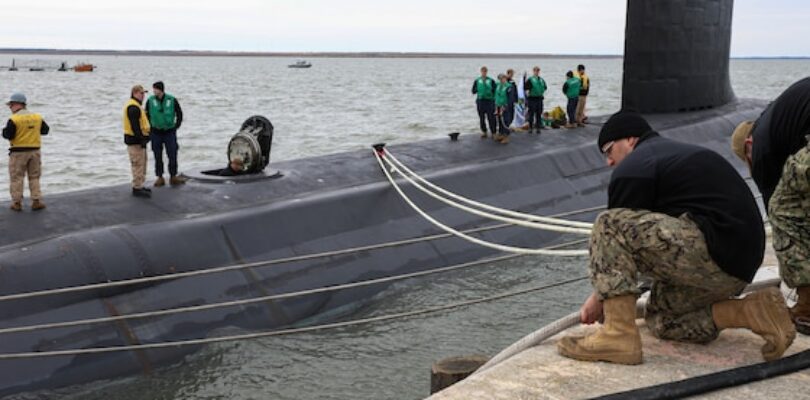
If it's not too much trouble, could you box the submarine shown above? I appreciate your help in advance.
[0,0,768,396]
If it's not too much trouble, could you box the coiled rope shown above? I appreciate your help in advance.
[384,150,593,229]
[0,275,588,360]
[373,149,589,256]
[0,238,588,336]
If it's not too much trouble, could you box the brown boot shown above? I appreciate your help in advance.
[790,286,810,335]
[500,135,510,144]
[170,175,187,186]
[713,287,796,361]
[557,295,642,365]
[31,199,46,211]
[154,176,165,187]
[480,132,488,139]
[10,201,22,212]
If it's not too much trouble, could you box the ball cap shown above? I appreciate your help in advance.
[731,121,755,163]
[130,85,148,95]
[597,110,653,152]
[6,92,26,105]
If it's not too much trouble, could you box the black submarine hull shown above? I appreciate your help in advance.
[0,99,765,396]
[0,0,763,395]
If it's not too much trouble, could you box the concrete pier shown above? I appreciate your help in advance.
[429,250,810,399]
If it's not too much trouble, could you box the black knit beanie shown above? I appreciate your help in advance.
[597,111,653,152]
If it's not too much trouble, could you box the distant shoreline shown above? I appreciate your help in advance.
[0,48,620,59]
[0,48,806,60]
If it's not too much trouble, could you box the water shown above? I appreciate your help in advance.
[1,56,808,399]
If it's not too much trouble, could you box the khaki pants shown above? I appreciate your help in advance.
[589,209,747,344]
[8,150,42,203]
[127,145,148,189]
[576,95,587,123]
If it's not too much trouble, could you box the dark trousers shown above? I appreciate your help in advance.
[566,97,579,124]
[527,97,544,130]
[504,102,515,128]
[476,99,497,133]
[151,128,179,177]
[496,107,510,135]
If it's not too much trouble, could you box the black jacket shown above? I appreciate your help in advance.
[751,77,810,209]
[608,133,765,283]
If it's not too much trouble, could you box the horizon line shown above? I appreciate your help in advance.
[0,48,807,60]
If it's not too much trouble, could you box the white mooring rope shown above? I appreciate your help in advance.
[384,150,594,229]
[0,238,589,336]
[0,276,588,360]
[374,149,589,256]
[380,155,592,235]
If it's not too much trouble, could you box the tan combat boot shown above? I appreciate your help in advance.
[557,295,642,365]
[10,201,22,212]
[31,199,46,211]
[500,135,510,144]
[480,132,488,139]
[790,286,810,335]
[154,176,165,187]
[170,175,187,186]
[712,287,796,361]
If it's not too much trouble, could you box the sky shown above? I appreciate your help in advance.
[1,0,808,56]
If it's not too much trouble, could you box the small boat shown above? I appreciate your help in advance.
[57,62,69,72]
[288,60,312,69]
[73,63,95,72]
[8,59,17,71]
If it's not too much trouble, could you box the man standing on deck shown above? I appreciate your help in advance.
[123,85,152,198]
[524,66,547,134]
[558,111,795,365]
[504,69,517,129]
[730,77,810,335]
[146,81,185,187]
[3,93,49,211]
[562,71,581,129]
[472,66,497,138]
[575,64,590,126]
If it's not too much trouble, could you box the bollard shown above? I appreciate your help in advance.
[430,354,489,394]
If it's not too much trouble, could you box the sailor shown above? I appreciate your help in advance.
[524,66,547,133]
[504,69,517,129]
[146,81,185,187]
[730,77,810,335]
[494,74,515,144]
[574,64,589,126]
[471,66,497,138]
[2,93,49,211]
[558,111,795,365]
[562,71,581,129]
[123,85,152,198]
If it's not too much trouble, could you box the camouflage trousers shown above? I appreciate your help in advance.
[590,209,747,343]
[769,144,810,288]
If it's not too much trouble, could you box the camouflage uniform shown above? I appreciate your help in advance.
[769,144,810,288]
[590,208,747,344]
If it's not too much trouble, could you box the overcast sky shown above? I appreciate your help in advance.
[1,0,808,56]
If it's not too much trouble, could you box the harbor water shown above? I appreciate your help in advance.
[0,56,808,400]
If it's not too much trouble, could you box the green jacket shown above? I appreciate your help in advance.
[495,82,510,107]
[473,77,496,100]
[147,93,178,130]
[526,76,547,98]
[563,77,582,99]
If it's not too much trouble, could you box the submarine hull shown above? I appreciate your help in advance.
[0,99,766,396]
